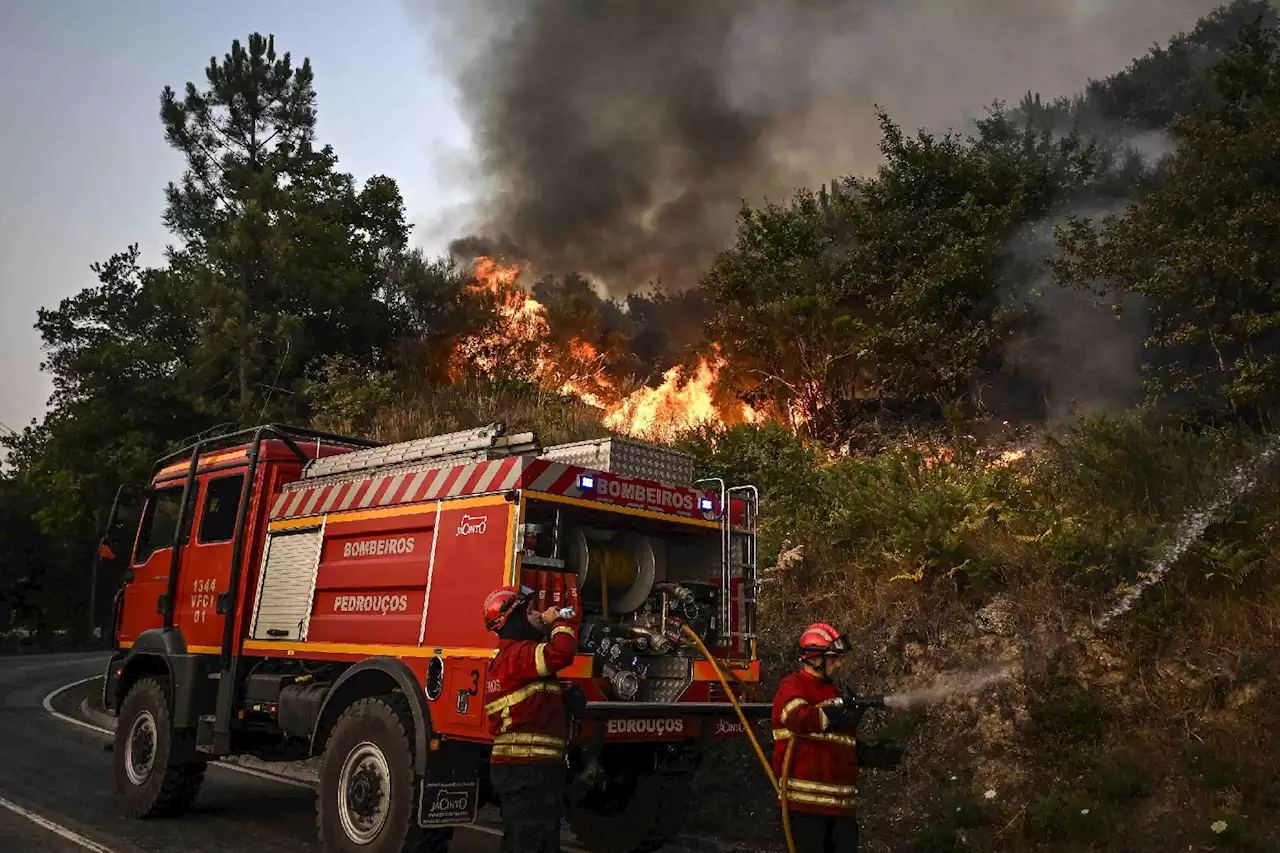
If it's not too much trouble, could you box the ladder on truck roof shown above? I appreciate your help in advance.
[300,422,541,483]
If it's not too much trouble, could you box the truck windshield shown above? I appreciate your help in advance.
[134,486,187,564]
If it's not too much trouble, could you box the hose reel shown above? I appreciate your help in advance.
[567,528,664,615]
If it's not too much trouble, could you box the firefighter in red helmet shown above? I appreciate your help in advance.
[770,623,902,853]
[482,583,580,853]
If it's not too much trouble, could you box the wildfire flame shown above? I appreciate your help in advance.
[452,257,757,441]
[991,448,1028,469]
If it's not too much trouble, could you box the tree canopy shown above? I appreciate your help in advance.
[703,110,1101,435]
[1054,21,1280,425]
[0,33,471,641]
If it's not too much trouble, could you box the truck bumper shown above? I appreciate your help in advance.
[578,701,771,719]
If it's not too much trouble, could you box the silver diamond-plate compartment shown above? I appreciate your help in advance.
[540,438,695,486]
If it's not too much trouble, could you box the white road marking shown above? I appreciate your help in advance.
[41,676,312,790]
[42,676,593,850]
[0,795,120,853]
[42,675,111,737]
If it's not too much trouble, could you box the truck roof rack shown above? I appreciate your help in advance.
[150,423,383,479]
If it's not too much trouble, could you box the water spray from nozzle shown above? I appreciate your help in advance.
[1081,440,1280,636]
[866,438,1280,711]
[878,664,1016,710]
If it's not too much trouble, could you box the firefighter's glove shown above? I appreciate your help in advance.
[823,700,866,733]
[822,701,863,733]
[856,740,904,770]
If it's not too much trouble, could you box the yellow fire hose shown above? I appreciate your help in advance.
[680,624,799,853]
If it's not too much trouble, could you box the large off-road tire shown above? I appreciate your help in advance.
[113,677,206,818]
[567,770,692,853]
[316,695,454,853]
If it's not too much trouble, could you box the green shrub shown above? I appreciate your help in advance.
[912,825,964,853]
[1206,809,1248,850]
[1183,741,1249,792]
[1027,673,1110,758]
[302,354,399,436]
[1091,752,1152,801]
[1025,789,1099,839]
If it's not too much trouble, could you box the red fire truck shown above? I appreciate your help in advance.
[101,423,765,853]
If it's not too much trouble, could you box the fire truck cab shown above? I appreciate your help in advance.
[102,423,764,853]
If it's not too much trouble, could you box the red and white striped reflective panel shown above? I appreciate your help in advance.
[270,456,525,520]
[269,456,716,522]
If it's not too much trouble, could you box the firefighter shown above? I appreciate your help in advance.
[771,622,902,853]
[482,584,580,853]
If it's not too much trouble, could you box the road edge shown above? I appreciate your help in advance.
[42,676,317,790]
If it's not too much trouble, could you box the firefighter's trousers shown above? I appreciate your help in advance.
[490,759,564,853]
[788,811,860,853]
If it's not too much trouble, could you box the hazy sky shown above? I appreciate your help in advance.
[0,0,473,435]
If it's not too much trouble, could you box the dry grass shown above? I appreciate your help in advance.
[367,379,612,447]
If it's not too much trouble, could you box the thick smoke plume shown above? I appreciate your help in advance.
[417,0,1224,295]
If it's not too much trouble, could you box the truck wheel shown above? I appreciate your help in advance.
[567,770,692,853]
[113,677,206,818]
[316,695,453,853]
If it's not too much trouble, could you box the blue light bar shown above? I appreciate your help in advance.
[699,497,714,512]
[578,474,596,490]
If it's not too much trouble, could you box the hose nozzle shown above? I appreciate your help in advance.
[840,693,887,710]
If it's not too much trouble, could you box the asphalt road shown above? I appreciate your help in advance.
[0,651,521,853]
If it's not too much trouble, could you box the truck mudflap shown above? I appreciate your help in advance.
[418,739,481,828]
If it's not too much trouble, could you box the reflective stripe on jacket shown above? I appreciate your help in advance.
[485,621,579,765]
[770,670,859,815]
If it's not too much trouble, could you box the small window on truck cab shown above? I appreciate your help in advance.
[133,486,190,565]
[198,474,244,544]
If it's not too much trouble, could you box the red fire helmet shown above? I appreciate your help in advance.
[798,622,851,661]
[483,585,530,632]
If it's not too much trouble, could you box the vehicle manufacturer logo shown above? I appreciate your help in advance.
[606,718,685,736]
[342,536,415,558]
[332,594,410,615]
[714,719,747,736]
[456,515,488,537]
[429,789,469,815]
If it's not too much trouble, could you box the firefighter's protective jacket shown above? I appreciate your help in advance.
[485,617,579,764]
[770,669,858,815]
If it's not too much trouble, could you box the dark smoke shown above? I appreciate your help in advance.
[415,0,1225,295]
[989,204,1151,426]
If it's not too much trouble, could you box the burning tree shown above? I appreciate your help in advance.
[448,258,760,442]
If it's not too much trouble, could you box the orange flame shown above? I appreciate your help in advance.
[602,351,759,443]
[991,448,1028,469]
[452,257,758,440]
[450,257,549,381]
